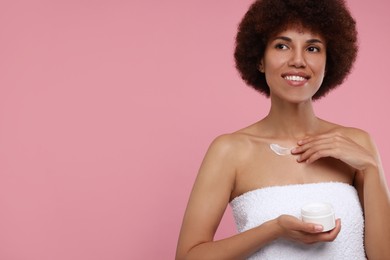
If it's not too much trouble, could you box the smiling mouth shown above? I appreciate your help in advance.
[283,75,308,82]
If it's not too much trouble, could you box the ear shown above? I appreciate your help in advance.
[258,60,265,73]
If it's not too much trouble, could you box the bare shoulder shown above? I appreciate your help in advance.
[208,131,255,157]
[198,133,246,175]
[341,125,371,140]
[329,124,376,150]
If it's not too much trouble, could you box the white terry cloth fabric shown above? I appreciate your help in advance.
[230,182,366,259]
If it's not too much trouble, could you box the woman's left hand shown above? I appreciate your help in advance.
[291,131,377,171]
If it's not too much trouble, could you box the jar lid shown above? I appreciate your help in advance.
[301,202,334,217]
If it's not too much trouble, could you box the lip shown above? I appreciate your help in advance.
[282,71,311,79]
[281,71,310,87]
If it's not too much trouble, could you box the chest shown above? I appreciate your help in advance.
[232,144,355,199]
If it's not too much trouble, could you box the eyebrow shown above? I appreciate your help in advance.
[272,36,324,44]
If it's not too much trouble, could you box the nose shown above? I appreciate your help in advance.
[288,49,306,68]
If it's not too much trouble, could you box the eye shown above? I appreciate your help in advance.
[275,43,289,50]
[307,46,321,52]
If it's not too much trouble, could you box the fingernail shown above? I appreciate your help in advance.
[314,225,323,232]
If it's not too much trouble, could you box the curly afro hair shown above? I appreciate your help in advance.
[234,0,358,100]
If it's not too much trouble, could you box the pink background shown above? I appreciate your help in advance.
[0,1,389,259]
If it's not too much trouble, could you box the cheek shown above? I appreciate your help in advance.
[318,64,326,79]
[310,58,326,76]
[264,58,285,75]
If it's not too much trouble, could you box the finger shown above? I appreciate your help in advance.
[316,219,342,242]
[298,132,348,146]
[297,146,335,163]
[300,219,341,244]
[296,221,324,234]
[292,140,334,155]
[298,133,334,145]
[277,215,324,236]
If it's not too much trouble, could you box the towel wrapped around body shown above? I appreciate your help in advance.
[230,182,366,259]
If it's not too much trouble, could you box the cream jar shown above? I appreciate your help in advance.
[301,202,336,232]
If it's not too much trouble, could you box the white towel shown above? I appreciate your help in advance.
[230,182,366,259]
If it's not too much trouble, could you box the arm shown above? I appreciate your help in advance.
[176,135,341,260]
[354,134,390,260]
[293,129,390,259]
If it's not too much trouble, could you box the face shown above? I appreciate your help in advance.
[260,26,326,104]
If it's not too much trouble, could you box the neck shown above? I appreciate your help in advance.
[263,100,320,139]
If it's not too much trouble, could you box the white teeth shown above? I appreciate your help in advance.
[284,75,306,81]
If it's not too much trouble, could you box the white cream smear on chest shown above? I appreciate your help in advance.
[269,143,294,156]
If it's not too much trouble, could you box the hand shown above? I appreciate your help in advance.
[291,131,376,171]
[276,215,341,244]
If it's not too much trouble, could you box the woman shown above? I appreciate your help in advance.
[176,0,390,259]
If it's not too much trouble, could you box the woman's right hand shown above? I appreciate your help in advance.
[275,215,341,244]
